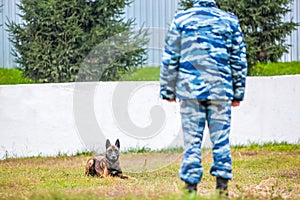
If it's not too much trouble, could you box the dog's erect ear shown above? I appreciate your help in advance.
[115,139,120,149]
[106,139,111,149]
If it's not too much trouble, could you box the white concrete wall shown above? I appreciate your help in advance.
[1,76,300,159]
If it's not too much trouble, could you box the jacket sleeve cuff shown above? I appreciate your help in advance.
[160,86,176,100]
[232,98,243,102]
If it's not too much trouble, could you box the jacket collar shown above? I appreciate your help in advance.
[193,0,217,7]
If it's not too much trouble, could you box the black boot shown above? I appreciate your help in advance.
[216,177,229,198]
[185,182,197,193]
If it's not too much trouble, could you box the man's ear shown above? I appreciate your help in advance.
[115,139,120,149]
[106,139,111,149]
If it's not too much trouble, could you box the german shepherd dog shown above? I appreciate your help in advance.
[85,139,129,179]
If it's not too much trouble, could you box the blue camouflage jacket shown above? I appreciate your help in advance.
[160,0,247,101]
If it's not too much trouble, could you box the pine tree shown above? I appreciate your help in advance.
[179,0,299,72]
[7,0,148,82]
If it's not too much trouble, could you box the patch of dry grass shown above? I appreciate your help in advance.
[0,144,299,200]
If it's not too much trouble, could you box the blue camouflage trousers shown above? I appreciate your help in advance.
[179,99,232,184]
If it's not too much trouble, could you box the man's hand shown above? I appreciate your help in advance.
[232,101,240,107]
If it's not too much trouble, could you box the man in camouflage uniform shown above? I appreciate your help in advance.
[160,0,247,196]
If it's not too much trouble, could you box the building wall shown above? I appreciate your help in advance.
[0,0,299,67]
[0,0,22,68]
[124,0,180,66]
[281,0,300,62]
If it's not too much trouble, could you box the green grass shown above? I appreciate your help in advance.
[249,61,300,76]
[123,61,300,80]
[124,61,300,80]
[232,141,300,152]
[0,68,34,85]
[0,143,299,200]
[122,67,160,81]
[1,61,300,85]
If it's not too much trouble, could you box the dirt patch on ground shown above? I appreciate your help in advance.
[278,167,300,180]
[242,178,300,200]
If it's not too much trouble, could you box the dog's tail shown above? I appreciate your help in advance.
[85,158,94,176]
